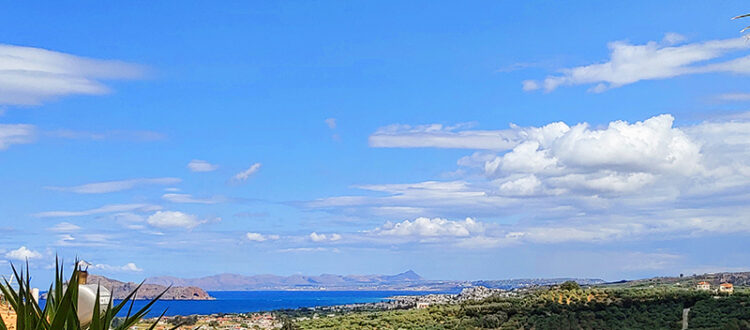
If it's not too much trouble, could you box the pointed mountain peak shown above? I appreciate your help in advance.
[392,270,423,280]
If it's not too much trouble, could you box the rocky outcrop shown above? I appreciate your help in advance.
[87,275,212,300]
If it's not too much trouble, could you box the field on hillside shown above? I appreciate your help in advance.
[293,287,750,330]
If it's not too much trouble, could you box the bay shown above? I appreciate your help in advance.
[111,290,447,317]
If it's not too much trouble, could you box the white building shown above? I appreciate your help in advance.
[719,283,734,294]
[696,281,710,291]
[416,302,431,309]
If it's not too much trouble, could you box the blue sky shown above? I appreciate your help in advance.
[2,1,750,284]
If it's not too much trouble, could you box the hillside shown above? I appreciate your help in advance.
[597,271,750,289]
[87,275,212,300]
[291,282,750,329]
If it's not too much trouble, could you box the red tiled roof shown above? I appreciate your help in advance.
[720,283,733,287]
[697,281,709,285]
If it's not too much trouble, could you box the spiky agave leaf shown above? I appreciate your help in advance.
[111,285,173,330]
[732,13,750,33]
[1,257,170,330]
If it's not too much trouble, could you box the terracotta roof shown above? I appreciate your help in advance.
[720,283,733,287]
[697,281,709,285]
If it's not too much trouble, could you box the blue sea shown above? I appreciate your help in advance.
[111,291,444,317]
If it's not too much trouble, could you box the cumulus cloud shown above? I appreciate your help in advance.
[90,262,143,272]
[146,211,204,229]
[246,232,280,242]
[309,232,342,242]
[311,113,750,244]
[0,123,36,150]
[0,44,145,105]
[46,177,181,194]
[5,246,42,260]
[524,35,750,92]
[187,159,219,172]
[481,114,702,195]
[374,217,484,237]
[35,203,162,218]
[232,163,262,182]
[370,123,517,150]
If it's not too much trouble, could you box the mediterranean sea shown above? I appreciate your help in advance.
[113,290,453,317]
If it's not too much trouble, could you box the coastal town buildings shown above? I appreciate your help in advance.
[696,281,711,291]
[719,283,734,294]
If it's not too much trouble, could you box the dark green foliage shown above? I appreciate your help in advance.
[559,281,581,291]
[688,295,750,329]
[169,315,199,326]
[293,287,749,330]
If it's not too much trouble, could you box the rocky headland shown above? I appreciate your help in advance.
[87,275,213,300]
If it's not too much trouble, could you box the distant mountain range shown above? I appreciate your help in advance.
[145,270,428,291]
[144,270,605,291]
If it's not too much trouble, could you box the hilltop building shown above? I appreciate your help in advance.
[719,283,734,294]
[696,281,711,291]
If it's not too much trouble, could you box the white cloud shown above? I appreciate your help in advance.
[187,159,219,172]
[370,123,517,150]
[232,163,262,182]
[246,232,280,242]
[5,246,42,261]
[0,123,36,150]
[162,193,224,204]
[480,114,702,195]
[662,32,687,45]
[325,118,337,129]
[309,232,342,242]
[146,211,204,229]
[35,203,162,218]
[53,233,116,247]
[521,80,540,91]
[0,44,145,106]
[47,177,181,194]
[90,262,143,272]
[525,35,750,92]
[312,113,750,244]
[374,217,484,237]
[49,222,81,232]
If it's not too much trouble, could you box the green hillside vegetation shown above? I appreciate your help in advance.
[293,286,750,330]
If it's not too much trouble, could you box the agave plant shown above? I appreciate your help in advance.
[0,258,176,330]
